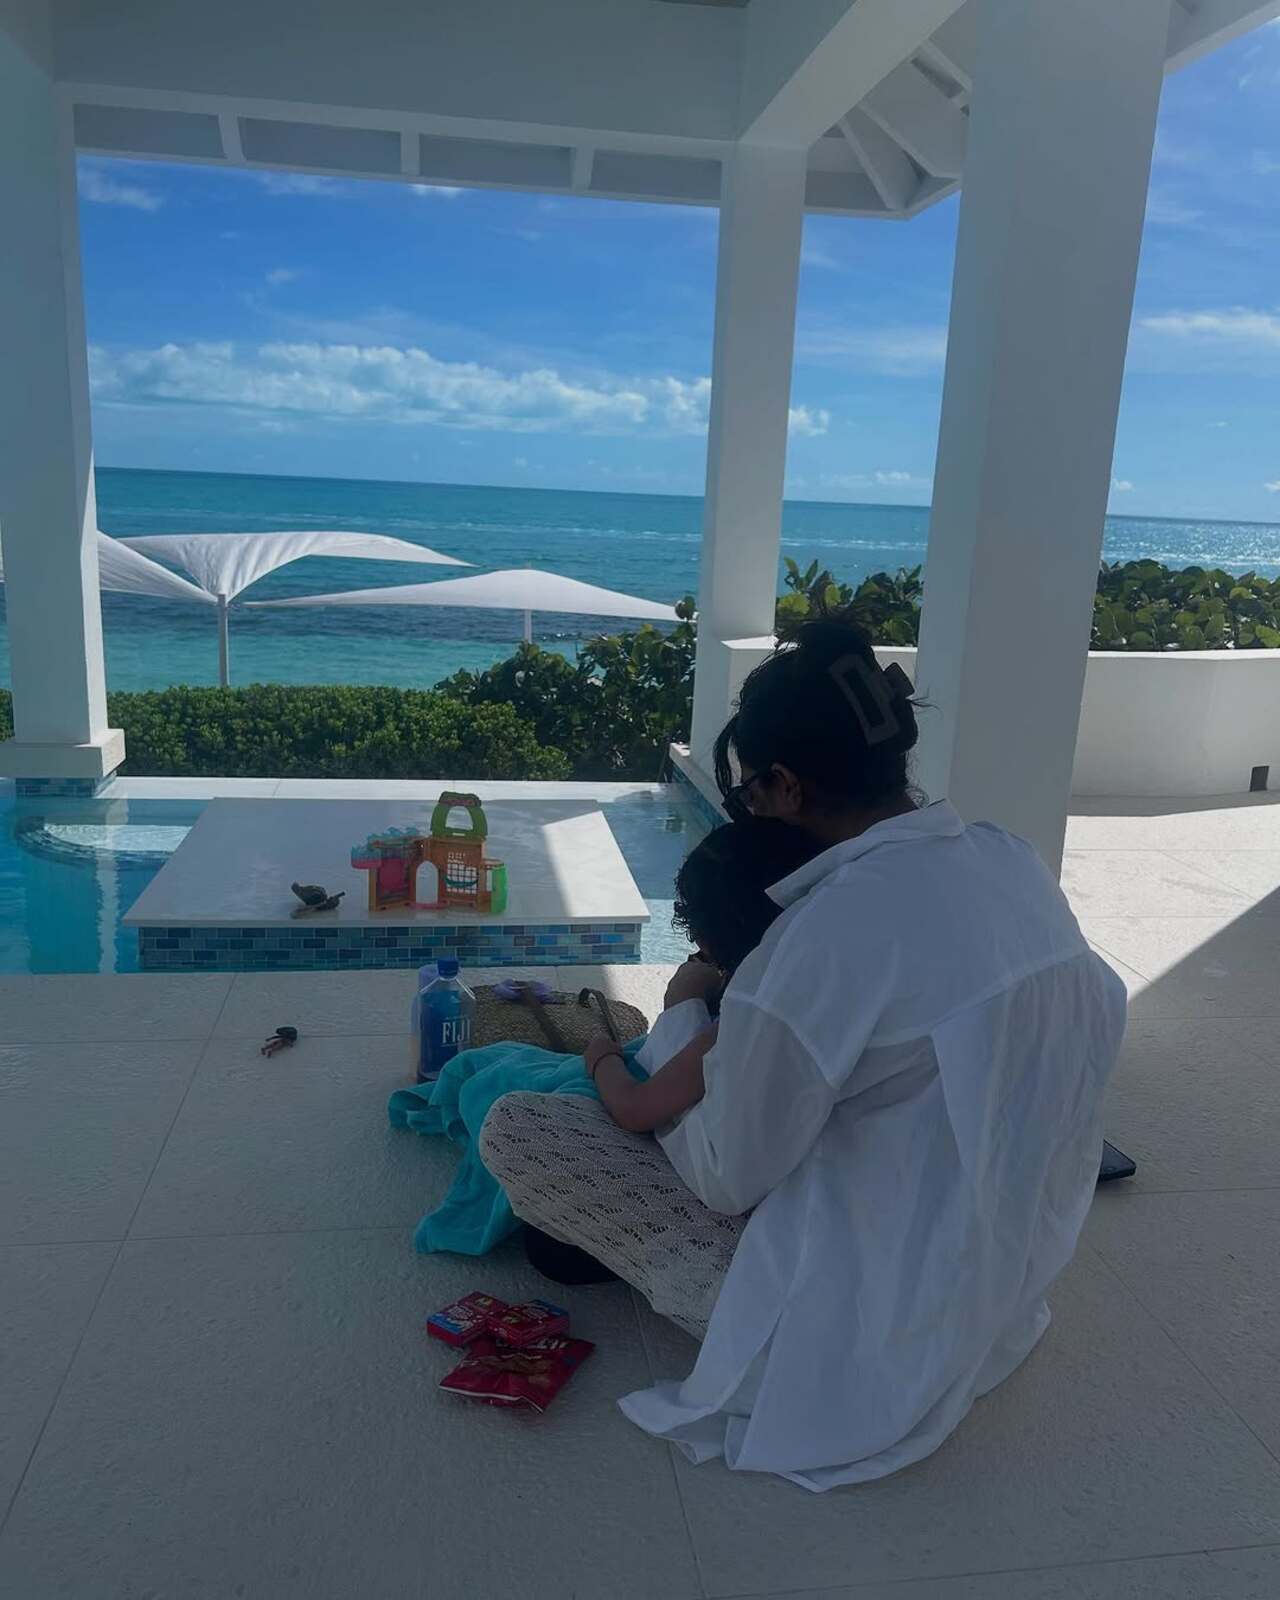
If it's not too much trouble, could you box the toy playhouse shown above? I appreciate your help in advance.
[351,792,508,914]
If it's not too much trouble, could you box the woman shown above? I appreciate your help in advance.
[481,619,1126,1490]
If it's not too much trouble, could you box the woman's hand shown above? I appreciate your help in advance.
[664,956,724,1010]
[584,1033,626,1081]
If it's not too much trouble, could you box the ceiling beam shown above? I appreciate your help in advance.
[570,145,595,190]
[803,169,892,216]
[862,61,967,180]
[1165,0,1280,71]
[916,3,979,96]
[217,110,244,163]
[837,108,918,212]
[738,0,966,146]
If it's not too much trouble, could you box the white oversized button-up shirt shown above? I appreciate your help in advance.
[621,802,1126,1490]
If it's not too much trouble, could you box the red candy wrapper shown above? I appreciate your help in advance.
[426,1291,508,1348]
[438,1335,595,1413]
[490,1298,571,1348]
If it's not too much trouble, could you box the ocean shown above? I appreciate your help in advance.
[4,466,1280,693]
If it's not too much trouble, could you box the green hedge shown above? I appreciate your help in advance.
[775,557,1280,652]
[1093,561,1280,650]
[0,685,569,780]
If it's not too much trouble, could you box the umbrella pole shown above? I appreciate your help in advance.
[523,608,533,644]
[217,594,230,687]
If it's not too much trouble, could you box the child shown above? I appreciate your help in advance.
[389,816,820,1256]
[585,817,822,1133]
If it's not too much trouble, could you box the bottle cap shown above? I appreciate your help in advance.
[437,957,460,978]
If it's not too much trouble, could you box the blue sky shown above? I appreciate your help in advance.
[80,21,1280,520]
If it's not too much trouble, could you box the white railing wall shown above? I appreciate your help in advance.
[691,639,1280,801]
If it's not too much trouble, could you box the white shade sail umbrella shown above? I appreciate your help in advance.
[0,531,216,605]
[120,530,469,685]
[249,567,680,644]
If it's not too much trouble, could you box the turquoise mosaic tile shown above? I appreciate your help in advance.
[137,919,643,972]
[670,762,726,831]
[15,776,112,799]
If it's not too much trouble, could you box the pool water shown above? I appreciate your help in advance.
[0,789,707,974]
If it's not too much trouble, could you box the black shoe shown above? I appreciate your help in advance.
[523,1225,619,1286]
[1098,1140,1137,1183]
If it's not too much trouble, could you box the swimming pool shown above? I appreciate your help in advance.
[0,785,707,974]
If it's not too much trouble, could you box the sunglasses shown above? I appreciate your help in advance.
[722,770,769,823]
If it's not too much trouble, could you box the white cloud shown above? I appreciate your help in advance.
[797,323,948,375]
[801,242,842,271]
[1252,150,1280,175]
[1111,478,1135,493]
[411,184,463,200]
[817,469,929,496]
[254,173,345,197]
[1153,133,1210,170]
[1139,308,1280,346]
[79,167,162,212]
[1144,188,1201,227]
[649,375,710,434]
[1129,307,1280,377]
[788,405,831,438]
[1210,420,1228,429]
[265,267,299,286]
[1265,480,1280,493]
[88,338,835,440]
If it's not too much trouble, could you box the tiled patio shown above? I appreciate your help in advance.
[3,795,1280,1599]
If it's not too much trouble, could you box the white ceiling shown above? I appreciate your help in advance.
[52,0,1280,220]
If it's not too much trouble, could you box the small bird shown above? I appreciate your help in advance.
[290,882,345,916]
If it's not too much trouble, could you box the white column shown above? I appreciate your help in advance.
[914,0,1171,871]
[0,2,123,783]
[689,143,806,774]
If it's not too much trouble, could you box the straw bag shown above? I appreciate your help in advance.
[472,982,648,1055]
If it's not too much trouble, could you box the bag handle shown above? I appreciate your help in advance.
[578,987,622,1043]
[515,984,571,1054]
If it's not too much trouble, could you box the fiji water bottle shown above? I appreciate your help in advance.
[409,963,434,1037]
[417,958,477,1083]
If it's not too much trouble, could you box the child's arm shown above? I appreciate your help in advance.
[585,1029,716,1135]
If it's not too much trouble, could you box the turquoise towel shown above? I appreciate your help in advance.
[388,1036,648,1256]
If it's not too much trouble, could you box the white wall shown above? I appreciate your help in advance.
[879,647,1280,798]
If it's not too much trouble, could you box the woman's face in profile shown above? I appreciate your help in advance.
[735,763,804,823]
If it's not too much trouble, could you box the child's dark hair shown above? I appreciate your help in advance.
[672,818,823,976]
[713,619,920,812]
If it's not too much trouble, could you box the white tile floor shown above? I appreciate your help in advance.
[3,796,1280,1598]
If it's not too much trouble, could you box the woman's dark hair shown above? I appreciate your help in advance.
[713,619,920,811]
[672,818,823,975]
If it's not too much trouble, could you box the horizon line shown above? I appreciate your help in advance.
[93,462,1280,532]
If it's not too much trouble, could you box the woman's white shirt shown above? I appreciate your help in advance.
[620,802,1127,1490]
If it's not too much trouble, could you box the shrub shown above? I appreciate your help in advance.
[1093,561,1280,651]
[0,684,568,779]
[772,557,1280,653]
[439,599,699,782]
[775,558,923,644]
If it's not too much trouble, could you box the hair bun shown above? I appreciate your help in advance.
[787,619,877,667]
